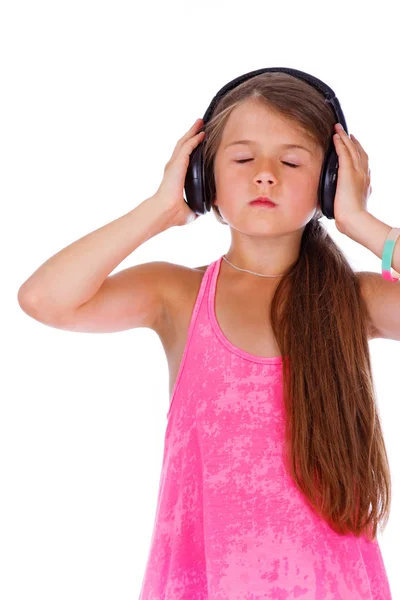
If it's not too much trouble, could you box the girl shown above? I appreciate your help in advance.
[18,71,397,598]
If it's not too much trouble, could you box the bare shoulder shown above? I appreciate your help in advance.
[161,262,208,311]
[156,262,209,341]
[355,269,400,341]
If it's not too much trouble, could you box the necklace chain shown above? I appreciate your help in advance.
[222,255,285,278]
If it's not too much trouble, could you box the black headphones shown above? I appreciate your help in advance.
[183,67,348,220]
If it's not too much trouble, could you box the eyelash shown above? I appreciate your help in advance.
[235,159,299,168]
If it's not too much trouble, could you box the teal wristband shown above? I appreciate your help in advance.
[382,227,400,282]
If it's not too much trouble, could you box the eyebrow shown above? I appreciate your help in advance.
[224,139,313,154]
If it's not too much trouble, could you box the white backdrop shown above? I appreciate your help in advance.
[2,0,399,598]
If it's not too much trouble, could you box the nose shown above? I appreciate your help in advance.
[253,162,278,185]
[256,176,275,184]
[255,171,276,185]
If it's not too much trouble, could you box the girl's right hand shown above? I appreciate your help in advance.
[151,118,206,227]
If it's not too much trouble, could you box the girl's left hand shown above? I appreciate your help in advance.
[332,123,372,234]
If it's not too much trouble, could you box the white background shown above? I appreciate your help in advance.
[2,0,399,597]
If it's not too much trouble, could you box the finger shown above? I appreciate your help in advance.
[173,119,204,155]
[175,118,202,143]
[350,133,370,175]
[185,118,204,137]
[334,125,359,158]
[350,134,368,159]
[335,135,368,181]
[333,127,363,171]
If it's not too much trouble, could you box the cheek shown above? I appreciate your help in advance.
[286,177,320,210]
[215,167,245,194]
[295,170,320,193]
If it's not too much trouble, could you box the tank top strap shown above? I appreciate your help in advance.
[195,255,222,313]
[206,254,223,312]
[167,257,222,420]
[204,254,223,302]
[165,256,223,420]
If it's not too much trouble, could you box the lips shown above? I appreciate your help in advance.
[250,196,276,205]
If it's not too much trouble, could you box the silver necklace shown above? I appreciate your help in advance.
[222,254,285,278]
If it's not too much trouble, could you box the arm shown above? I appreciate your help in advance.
[340,211,400,341]
[17,196,177,319]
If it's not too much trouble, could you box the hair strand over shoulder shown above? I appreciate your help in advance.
[202,72,392,540]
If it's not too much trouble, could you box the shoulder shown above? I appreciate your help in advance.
[355,270,400,341]
[159,262,208,286]
[163,262,209,304]
[155,261,209,335]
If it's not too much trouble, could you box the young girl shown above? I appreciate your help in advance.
[18,71,397,598]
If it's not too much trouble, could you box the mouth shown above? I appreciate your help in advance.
[249,196,277,207]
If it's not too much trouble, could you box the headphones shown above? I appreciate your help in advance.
[183,67,348,220]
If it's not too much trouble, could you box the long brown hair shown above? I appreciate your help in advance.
[202,72,391,540]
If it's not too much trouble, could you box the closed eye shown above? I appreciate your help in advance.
[235,159,299,168]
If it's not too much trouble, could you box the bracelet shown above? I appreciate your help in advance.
[382,227,400,282]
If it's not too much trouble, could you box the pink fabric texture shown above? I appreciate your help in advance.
[139,255,392,599]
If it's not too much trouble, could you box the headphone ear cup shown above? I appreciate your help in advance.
[318,144,339,220]
[184,141,209,215]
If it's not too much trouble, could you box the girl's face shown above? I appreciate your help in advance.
[213,99,325,234]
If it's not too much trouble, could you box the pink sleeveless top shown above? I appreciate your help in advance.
[139,255,392,599]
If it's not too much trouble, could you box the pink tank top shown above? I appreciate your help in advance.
[139,255,392,599]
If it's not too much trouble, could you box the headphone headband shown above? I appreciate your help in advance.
[184,67,348,220]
